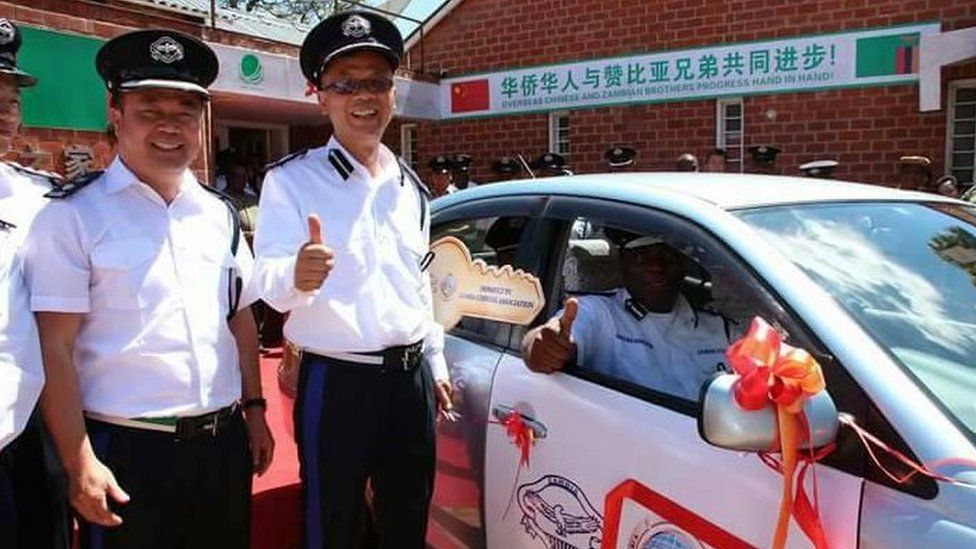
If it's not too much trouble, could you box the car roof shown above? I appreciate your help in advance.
[436,172,960,211]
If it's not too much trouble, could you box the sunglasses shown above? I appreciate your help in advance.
[321,77,395,95]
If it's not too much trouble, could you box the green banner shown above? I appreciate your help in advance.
[18,26,107,131]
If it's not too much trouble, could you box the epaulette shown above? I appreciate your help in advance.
[44,170,103,199]
[4,160,63,187]
[200,183,242,257]
[265,148,310,171]
[397,157,431,198]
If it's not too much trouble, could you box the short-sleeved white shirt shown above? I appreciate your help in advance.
[0,163,51,449]
[567,290,730,400]
[251,138,447,380]
[24,157,254,418]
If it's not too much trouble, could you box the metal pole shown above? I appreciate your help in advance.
[210,0,216,28]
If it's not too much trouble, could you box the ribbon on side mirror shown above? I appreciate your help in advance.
[726,316,829,549]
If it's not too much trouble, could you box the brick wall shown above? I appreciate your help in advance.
[402,0,976,185]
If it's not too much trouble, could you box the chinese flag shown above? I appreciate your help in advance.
[451,79,490,113]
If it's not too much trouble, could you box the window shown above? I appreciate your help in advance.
[400,123,418,170]
[546,199,793,410]
[431,215,534,348]
[716,98,743,173]
[947,81,976,185]
[548,111,570,161]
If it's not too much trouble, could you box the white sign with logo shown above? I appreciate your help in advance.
[208,42,440,119]
[209,42,314,103]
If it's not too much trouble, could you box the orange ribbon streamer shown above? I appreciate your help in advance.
[726,317,828,549]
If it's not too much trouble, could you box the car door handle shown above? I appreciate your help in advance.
[492,404,548,439]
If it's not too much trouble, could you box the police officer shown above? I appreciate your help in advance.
[24,29,273,548]
[251,11,452,548]
[451,153,477,189]
[491,156,522,181]
[522,233,730,401]
[428,155,457,197]
[675,153,699,172]
[799,159,839,179]
[605,146,636,170]
[0,19,70,549]
[533,151,572,176]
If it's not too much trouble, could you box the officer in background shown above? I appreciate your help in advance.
[799,159,839,179]
[748,145,780,173]
[24,30,273,548]
[428,155,457,198]
[898,155,932,191]
[522,231,730,401]
[251,11,452,548]
[0,19,70,549]
[218,148,260,245]
[605,146,636,170]
[491,156,522,181]
[533,152,571,176]
[703,149,727,172]
[451,153,477,189]
[675,153,699,172]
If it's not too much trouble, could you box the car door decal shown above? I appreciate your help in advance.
[517,474,604,549]
[602,479,754,549]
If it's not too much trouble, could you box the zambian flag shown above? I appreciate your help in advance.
[855,33,920,77]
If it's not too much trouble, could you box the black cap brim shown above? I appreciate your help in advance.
[0,67,36,88]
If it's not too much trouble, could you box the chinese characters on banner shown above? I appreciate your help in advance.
[441,23,940,118]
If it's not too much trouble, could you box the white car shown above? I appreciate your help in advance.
[425,173,976,549]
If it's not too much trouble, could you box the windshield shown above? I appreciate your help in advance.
[737,202,976,437]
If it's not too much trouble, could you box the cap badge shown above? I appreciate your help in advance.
[150,36,184,64]
[0,20,14,46]
[342,15,372,38]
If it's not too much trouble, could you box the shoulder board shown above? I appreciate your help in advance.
[44,170,103,199]
[397,157,430,198]
[201,182,233,202]
[4,161,63,187]
[265,148,310,171]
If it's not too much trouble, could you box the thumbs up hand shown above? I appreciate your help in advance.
[294,214,335,292]
[522,297,579,374]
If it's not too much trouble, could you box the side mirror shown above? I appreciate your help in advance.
[698,374,839,452]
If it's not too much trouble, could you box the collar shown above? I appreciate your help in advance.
[325,136,397,182]
[104,156,198,198]
[616,289,696,328]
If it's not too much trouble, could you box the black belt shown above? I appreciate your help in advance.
[303,340,424,373]
[85,404,238,440]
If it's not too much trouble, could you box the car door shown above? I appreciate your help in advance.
[483,197,865,549]
[428,196,557,549]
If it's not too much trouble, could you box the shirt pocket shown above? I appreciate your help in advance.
[90,237,156,310]
[189,241,238,309]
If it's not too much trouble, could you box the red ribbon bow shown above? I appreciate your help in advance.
[496,409,534,467]
[726,317,829,549]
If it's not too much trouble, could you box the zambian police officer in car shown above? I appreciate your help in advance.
[522,232,731,401]
[251,10,453,549]
[0,18,71,549]
[23,30,273,548]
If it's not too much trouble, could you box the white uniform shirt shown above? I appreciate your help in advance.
[567,290,730,400]
[252,138,448,381]
[24,157,254,418]
[0,163,51,450]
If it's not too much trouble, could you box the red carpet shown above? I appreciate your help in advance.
[251,349,301,549]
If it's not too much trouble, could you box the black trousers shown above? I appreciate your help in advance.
[77,411,252,549]
[0,409,70,549]
[296,354,437,549]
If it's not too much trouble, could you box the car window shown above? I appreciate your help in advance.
[554,214,791,409]
[432,215,534,348]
